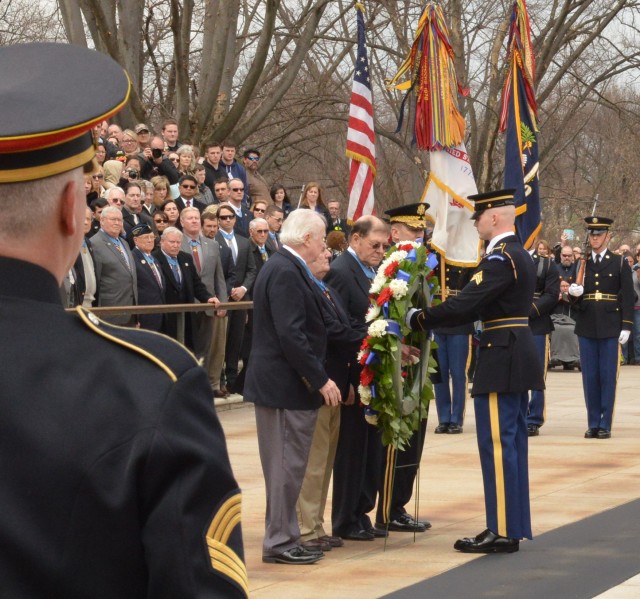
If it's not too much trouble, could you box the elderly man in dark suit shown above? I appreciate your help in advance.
[244,209,342,565]
[154,227,219,350]
[91,205,138,326]
[327,215,389,541]
[131,223,165,332]
[215,202,257,392]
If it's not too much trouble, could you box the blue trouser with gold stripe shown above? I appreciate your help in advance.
[527,334,548,426]
[474,391,532,540]
[434,333,470,426]
[578,336,619,431]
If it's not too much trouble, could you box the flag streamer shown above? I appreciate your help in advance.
[387,3,468,151]
[346,2,376,222]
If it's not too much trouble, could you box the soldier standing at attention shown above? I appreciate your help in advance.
[568,217,634,439]
[0,43,247,597]
[408,189,543,554]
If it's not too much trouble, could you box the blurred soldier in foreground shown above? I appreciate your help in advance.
[0,43,247,597]
[408,189,543,554]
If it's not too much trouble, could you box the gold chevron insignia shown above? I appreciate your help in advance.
[206,493,248,596]
[471,271,483,286]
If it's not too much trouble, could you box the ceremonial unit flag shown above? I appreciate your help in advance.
[346,2,376,222]
[421,143,481,266]
[500,0,541,250]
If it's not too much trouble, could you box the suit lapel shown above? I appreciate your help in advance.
[344,251,372,297]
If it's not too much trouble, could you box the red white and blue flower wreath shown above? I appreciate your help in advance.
[358,241,440,449]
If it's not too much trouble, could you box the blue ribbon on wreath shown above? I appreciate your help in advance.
[426,252,439,270]
[365,351,379,365]
[396,269,411,282]
[406,248,417,262]
[386,320,402,337]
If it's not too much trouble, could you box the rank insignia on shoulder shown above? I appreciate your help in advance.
[487,254,506,261]
[471,271,483,286]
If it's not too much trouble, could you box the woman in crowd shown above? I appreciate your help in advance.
[141,180,155,215]
[120,128,140,155]
[152,212,170,250]
[194,164,215,205]
[537,239,552,257]
[95,143,107,166]
[270,183,292,218]
[161,199,180,228]
[103,159,123,190]
[251,199,269,220]
[298,181,331,223]
[151,175,170,210]
[176,145,197,176]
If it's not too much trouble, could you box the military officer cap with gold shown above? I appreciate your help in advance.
[469,188,516,220]
[584,216,613,234]
[384,202,432,229]
[0,42,130,183]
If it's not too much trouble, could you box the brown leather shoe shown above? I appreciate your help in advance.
[319,535,344,547]
[301,538,331,552]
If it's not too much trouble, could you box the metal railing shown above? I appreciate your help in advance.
[66,301,253,345]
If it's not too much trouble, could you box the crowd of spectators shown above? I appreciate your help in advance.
[66,118,352,397]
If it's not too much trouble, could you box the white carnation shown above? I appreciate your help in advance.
[367,320,388,338]
[389,279,409,299]
[386,250,408,264]
[369,273,387,295]
[359,385,372,405]
[365,304,381,322]
[364,412,379,425]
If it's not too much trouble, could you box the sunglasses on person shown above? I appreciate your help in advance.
[181,184,197,189]
[219,214,236,220]
[253,208,266,213]
[254,229,269,233]
[92,174,104,180]
[231,187,244,192]
[246,156,259,161]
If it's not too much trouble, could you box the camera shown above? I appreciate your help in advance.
[151,148,163,159]
[128,169,139,179]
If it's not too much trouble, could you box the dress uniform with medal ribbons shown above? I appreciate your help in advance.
[0,43,247,597]
[408,189,543,554]
[568,216,634,439]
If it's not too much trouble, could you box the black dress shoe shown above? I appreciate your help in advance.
[584,428,598,439]
[319,534,344,547]
[369,526,389,538]
[435,423,450,434]
[302,538,331,552]
[527,424,540,437]
[453,529,519,554]
[384,513,428,532]
[262,546,324,564]
[447,424,463,434]
[342,528,374,541]
[597,429,611,439]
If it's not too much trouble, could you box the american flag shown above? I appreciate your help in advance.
[346,2,376,222]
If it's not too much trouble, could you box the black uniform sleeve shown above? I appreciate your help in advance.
[530,258,560,319]
[411,255,514,331]
[142,365,248,597]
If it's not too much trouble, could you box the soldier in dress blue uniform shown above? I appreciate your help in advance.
[0,43,247,597]
[408,189,543,553]
[568,216,634,439]
[526,246,560,436]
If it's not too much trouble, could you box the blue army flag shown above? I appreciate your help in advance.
[500,0,540,250]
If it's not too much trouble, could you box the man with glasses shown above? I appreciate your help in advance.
[558,246,578,283]
[176,175,206,213]
[105,186,126,209]
[568,216,634,439]
[243,148,270,204]
[92,205,138,326]
[221,141,249,207]
[227,177,251,238]
[216,203,257,393]
[327,216,391,542]
[265,205,284,251]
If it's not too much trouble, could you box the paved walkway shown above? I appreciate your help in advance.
[217,366,640,598]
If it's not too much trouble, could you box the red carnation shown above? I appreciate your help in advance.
[376,287,393,306]
[361,366,374,386]
[398,243,413,252]
[360,336,372,351]
[401,371,407,378]
[359,352,369,366]
[384,261,399,277]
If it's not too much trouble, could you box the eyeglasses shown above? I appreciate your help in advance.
[154,219,168,224]
[254,229,269,233]
[92,174,104,180]
[231,187,244,192]
[367,241,387,250]
[181,184,197,189]
[219,214,236,220]
[111,199,124,205]
[254,208,266,213]
[246,156,260,161]
[170,157,179,163]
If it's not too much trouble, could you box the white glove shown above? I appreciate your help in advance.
[406,308,420,328]
[619,330,630,345]
[568,284,584,297]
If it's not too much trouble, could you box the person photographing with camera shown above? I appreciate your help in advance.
[140,135,181,185]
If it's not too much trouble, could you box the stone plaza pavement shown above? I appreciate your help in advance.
[216,366,640,598]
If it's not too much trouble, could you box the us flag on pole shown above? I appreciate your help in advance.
[346,2,376,222]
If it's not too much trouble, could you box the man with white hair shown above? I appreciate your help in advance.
[244,209,342,565]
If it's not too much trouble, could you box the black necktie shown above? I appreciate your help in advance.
[595,254,601,265]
